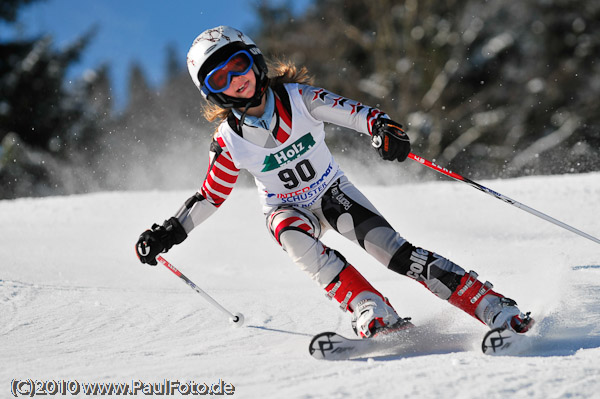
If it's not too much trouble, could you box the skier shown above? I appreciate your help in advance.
[135,26,533,339]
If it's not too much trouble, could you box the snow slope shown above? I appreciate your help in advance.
[1,172,599,398]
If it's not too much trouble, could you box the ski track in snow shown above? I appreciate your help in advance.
[1,172,599,398]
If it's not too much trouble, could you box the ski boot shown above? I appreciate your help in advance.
[350,293,413,338]
[483,296,534,333]
[324,264,413,339]
[448,270,534,333]
[480,297,534,355]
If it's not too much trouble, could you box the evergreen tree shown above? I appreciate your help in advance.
[0,0,106,198]
[0,0,39,22]
[254,0,600,178]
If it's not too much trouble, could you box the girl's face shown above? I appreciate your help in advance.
[222,69,256,99]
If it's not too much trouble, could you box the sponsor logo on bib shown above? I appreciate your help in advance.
[262,133,316,172]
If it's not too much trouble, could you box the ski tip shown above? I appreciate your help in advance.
[482,327,527,356]
[309,332,338,359]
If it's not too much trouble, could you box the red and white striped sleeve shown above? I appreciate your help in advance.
[173,135,240,234]
[200,135,240,207]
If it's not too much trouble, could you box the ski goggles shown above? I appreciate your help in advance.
[203,50,254,94]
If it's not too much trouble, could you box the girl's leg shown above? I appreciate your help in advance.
[266,205,404,337]
[318,177,532,332]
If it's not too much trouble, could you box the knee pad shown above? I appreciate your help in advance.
[267,206,321,246]
[267,207,341,286]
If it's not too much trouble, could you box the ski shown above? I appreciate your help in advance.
[309,332,373,360]
[481,327,531,355]
[309,326,532,360]
[309,326,473,361]
[309,331,407,361]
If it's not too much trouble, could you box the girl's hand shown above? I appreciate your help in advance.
[371,118,411,162]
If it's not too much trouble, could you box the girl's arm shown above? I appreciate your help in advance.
[297,84,410,162]
[135,136,240,265]
[175,135,240,234]
[297,84,387,136]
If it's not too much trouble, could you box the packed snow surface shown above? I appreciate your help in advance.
[2,172,599,398]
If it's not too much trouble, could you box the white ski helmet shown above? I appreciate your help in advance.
[187,26,269,109]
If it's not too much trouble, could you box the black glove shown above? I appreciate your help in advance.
[371,118,411,162]
[135,217,188,265]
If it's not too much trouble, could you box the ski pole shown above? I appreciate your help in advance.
[407,153,600,245]
[157,255,245,326]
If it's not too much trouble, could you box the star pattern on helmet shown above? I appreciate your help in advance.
[197,28,222,43]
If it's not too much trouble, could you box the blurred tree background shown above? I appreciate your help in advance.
[1,0,599,199]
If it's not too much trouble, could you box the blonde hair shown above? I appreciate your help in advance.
[202,58,314,123]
